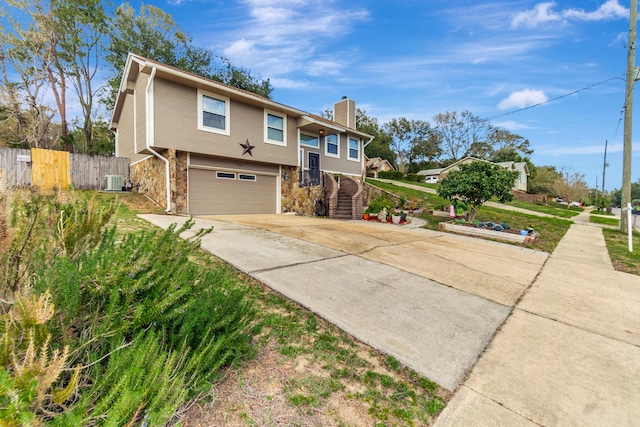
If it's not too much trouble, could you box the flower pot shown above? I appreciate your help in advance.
[392,215,401,224]
[363,213,369,220]
[519,229,528,236]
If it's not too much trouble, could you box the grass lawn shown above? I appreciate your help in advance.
[366,180,572,253]
[505,199,582,218]
[368,179,447,209]
[419,206,572,253]
[590,214,620,227]
[89,190,450,425]
[602,228,640,275]
[399,180,439,190]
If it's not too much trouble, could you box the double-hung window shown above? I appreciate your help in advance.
[348,137,360,161]
[300,131,319,148]
[325,134,339,157]
[265,110,287,145]
[198,90,230,135]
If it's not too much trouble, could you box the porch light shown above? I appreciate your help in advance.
[319,129,325,136]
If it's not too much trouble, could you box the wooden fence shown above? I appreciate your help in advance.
[0,147,129,191]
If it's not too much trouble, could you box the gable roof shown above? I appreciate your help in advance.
[417,168,444,176]
[110,53,372,139]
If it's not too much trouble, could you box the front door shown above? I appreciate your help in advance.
[308,152,320,186]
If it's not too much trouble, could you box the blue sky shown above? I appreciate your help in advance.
[142,0,637,191]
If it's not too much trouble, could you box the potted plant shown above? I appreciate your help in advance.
[391,209,401,224]
[363,207,370,220]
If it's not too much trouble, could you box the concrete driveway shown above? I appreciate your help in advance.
[140,214,547,391]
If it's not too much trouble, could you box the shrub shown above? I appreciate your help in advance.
[378,170,404,180]
[367,194,395,214]
[1,191,257,424]
[405,173,423,182]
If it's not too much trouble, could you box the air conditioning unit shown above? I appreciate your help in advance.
[104,175,124,191]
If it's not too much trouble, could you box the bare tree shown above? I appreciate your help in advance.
[551,168,589,207]
[432,110,491,162]
[0,6,57,148]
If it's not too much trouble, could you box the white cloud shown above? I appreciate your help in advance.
[498,89,548,110]
[213,0,368,82]
[512,0,627,29]
[493,120,536,131]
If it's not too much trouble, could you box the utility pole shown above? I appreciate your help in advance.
[602,140,608,197]
[621,0,637,232]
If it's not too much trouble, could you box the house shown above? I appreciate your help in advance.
[110,53,372,218]
[416,167,444,182]
[417,157,530,191]
[365,156,395,178]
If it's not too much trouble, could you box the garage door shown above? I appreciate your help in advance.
[189,168,277,215]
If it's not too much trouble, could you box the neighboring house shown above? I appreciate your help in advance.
[417,157,530,191]
[110,53,372,217]
[416,167,444,182]
[495,161,530,192]
[365,156,395,178]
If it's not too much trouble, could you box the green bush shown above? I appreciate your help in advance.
[367,194,395,214]
[1,191,257,425]
[405,173,423,182]
[378,170,404,180]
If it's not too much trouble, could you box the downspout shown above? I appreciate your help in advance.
[145,66,171,213]
[362,136,374,181]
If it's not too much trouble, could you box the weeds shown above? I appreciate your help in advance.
[0,190,257,425]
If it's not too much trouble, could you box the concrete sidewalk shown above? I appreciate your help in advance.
[435,210,640,426]
[139,213,546,391]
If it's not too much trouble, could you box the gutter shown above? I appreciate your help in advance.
[145,66,171,213]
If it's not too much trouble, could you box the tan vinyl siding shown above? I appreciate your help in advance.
[135,73,148,151]
[190,154,278,174]
[152,79,297,166]
[319,134,362,176]
[114,93,146,163]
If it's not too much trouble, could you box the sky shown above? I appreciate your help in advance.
[138,0,637,190]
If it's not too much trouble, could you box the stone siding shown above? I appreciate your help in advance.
[130,150,188,214]
[131,155,167,211]
[363,181,401,207]
[281,165,325,216]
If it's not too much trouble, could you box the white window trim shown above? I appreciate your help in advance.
[324,134,340,158]
[347,136,360,162]
[264,109,287,146]
[198,89,230,136]
[299,130,319,148]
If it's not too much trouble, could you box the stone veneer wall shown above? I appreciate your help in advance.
[130,150,189,214]
[281,165,324,216]
[362,181,401,207]
[131,155,167,211]
[167,150,188,214]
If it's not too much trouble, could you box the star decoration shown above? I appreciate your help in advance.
[239,139,255,156]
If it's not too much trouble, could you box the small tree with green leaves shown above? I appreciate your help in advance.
[438,161,518,221]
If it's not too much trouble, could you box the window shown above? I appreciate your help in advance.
[348,137,360,161]
[300,132,319,148]
[198,90,230,135]
[239,174,256,181]
[216,171,236,179]
[264,110,287,145]
[325,134,339,157]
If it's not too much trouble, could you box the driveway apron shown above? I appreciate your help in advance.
[140,214,547,391]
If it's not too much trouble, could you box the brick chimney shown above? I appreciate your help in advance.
[333,96,356,129]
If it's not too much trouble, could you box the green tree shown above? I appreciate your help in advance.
[528,165,562,195]
[211,57,273,99]
[438,161,518,220]
[611,179,640,207]
[385,117,440,173]
[356,109,395,165]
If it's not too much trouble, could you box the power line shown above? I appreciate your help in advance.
[486,76,625,121]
